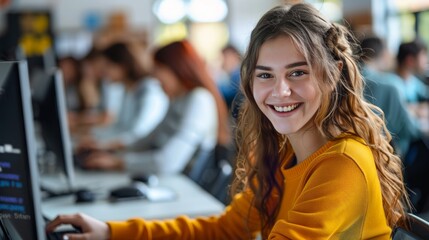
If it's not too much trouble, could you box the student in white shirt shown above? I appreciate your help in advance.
[78,42,168,150]
[80,40,231,174]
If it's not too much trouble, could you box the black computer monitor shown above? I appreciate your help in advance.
[26,48,57,78]
[0,61,45,239]
[31,68,75,193]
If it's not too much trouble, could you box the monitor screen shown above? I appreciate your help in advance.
[0,61,44,240]
[0,10,55,57]
[32,68,75,192]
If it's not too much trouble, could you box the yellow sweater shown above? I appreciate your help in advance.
[107,135,391,239]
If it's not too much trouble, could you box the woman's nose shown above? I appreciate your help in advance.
[271,79,291,97]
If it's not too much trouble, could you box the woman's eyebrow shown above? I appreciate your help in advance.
[255,65,271,71]
[285,61,307,68]
[255,61,308,71]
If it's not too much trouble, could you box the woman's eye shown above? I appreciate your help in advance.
[256,73,272,79]
[290,70,306,77]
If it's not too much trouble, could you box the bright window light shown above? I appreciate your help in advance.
[153,0,187,24]
[395,0,429,12]
[312,2,342,22]
[188,0,228,23]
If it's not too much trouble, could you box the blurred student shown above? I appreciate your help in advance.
[59,56,83,113]
[391,39,429,103]
[218,44,242,108]
[81,40,231,174]
[393,40,429,212]
[48,4,408,239]
[58,56,86,131]
[78,49,107,118]
[361,37,429,212]
[360,36,421,157]
[80,42,168,150]
[68,49,115,129]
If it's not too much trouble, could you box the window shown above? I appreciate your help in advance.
[399,12,416,42]
[418,11,429,52]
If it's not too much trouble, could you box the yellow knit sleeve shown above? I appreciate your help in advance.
[107,190,261,240]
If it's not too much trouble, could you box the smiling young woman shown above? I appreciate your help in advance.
[47,3,409,239]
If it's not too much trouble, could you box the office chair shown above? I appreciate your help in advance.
[404,137,429,213]
[185,147,216,184]
[208,159,233,204]
[391,213,429,240]
[184,144,234,204]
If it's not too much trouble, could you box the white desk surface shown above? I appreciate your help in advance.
[42,171,225,221]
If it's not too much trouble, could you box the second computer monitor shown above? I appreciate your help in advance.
[32,68,75,192]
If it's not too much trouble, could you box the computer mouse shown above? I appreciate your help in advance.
[74,189,96,203]
[109,183,148,201]
[131,173,158,186]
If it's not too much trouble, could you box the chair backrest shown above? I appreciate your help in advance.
[391,213,429,240]
[208,159,233,204]
[184,144,235,204]
[184,147,215,184]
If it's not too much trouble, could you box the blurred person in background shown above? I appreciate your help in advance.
[77,42,168,151]
[59,56,82,112]
[393,40,429,213]
[78,49,108,121]
[360,37,429,212]
[391,39,429,103]
[72,48,117,129]
[218,44,242,109]
[58,56,84,129]
[360,36,421,157]
[80,40,231,174]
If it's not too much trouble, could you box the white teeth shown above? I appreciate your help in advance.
[273,104,299,113]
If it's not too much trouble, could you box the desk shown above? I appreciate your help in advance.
[42,171,225,221]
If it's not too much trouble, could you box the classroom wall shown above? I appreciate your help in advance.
[227,0,281,53]
[9,0,152,31]
[5,0,280,51]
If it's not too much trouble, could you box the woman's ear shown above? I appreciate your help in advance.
[337,60,343,71]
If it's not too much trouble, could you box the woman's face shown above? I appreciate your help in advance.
[153,64,183,98]
[252,35,322,136]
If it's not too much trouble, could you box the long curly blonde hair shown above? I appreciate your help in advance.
[231,3,409,237]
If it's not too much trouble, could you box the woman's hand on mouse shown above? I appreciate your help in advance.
[46,213,110,240]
